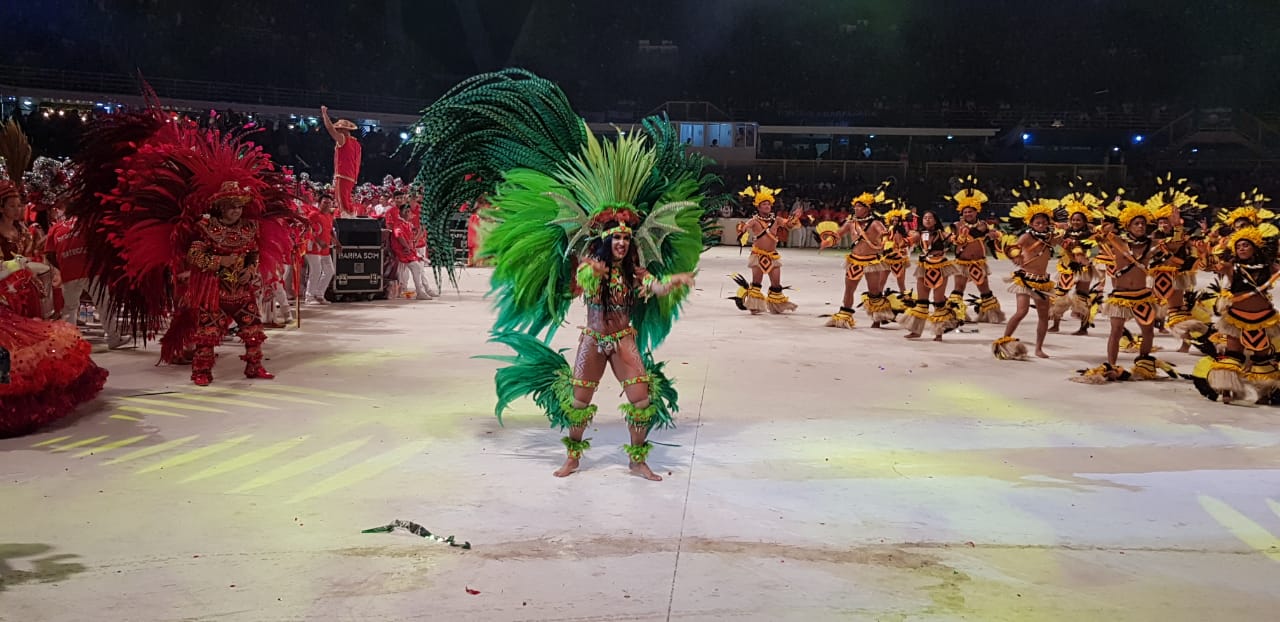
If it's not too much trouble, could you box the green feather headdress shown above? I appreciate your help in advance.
[548,128,699,268]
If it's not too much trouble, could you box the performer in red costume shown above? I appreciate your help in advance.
[305,193,337,304]
[466,195,494,267]
[391,196,433,299]
[66,96,300,386]
[321,106,363,217]
[184,182,275,385]
[0,179,108,438]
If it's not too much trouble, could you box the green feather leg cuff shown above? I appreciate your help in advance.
[561,399,597,427]
[561,437,592,459]
[620,402,658,427]
[576,262,601,297]
[622,442,653,464]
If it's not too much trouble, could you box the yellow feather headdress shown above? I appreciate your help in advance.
[1008,179,1057,226]
[1225,224,1279,251]
[1219,188,1273,228]
[880,204,911,224]
[876,190,910,223]
[1011,199,1058,226]
[739,176,782,207]
[1144,173,1199,221]
[1105,193,1153,228]
[1059,177,1103,221]
[851,180,892,209]
[945,175,988,212]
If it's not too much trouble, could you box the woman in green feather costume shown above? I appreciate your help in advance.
[411,69,714,480]
[556,211,696,479]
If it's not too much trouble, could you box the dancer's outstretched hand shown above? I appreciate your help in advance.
[670,272,696,288]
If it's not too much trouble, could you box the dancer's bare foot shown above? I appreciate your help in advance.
[904,332,921,339]
[1177,344,1190,353]
[553,457,580,477]
[629,461,663,481]
[1035,349,1050,358]
[933,335,943,342]
[1048,324,1060,333]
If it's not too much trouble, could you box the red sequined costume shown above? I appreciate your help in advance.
[185,199,273,385]
[0,251,109,437]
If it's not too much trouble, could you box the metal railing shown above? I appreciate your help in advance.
[1145,157,1280,170]
[924,163,1129,187]
[1237,111,1280,152]
[645,101,733,122]
[1142,111,1196,152]
[708,159,910,183]
[743,106,1183,131]
[700,159,1130,186]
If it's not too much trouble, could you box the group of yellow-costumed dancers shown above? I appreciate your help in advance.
[729,174,1280,405]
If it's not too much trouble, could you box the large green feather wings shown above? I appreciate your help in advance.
[480,168,578,340]
[408,69,587,289]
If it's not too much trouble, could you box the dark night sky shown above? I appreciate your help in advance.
[4,0,1279,109]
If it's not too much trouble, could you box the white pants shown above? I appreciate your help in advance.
[305,254,335,299]
[60,277,89,326]
[260,282,292,323]
[399,260,430,295]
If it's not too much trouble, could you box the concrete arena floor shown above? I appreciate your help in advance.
[3,246,1280,622]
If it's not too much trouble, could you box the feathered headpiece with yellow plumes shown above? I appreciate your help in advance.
[1145,172,1200,221]
[1104,190,1153,228]
[1058,177,1103,222]
[944,175,988,213]
[1224,223,1279,253]
[1219,188,1274,229]
[1007,179,1058,226]
[879,199,911,224]
[851,180,891,210]
[740,175,781,207]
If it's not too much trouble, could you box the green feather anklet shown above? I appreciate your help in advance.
[622,442,653,464]
[562,437,591,459]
